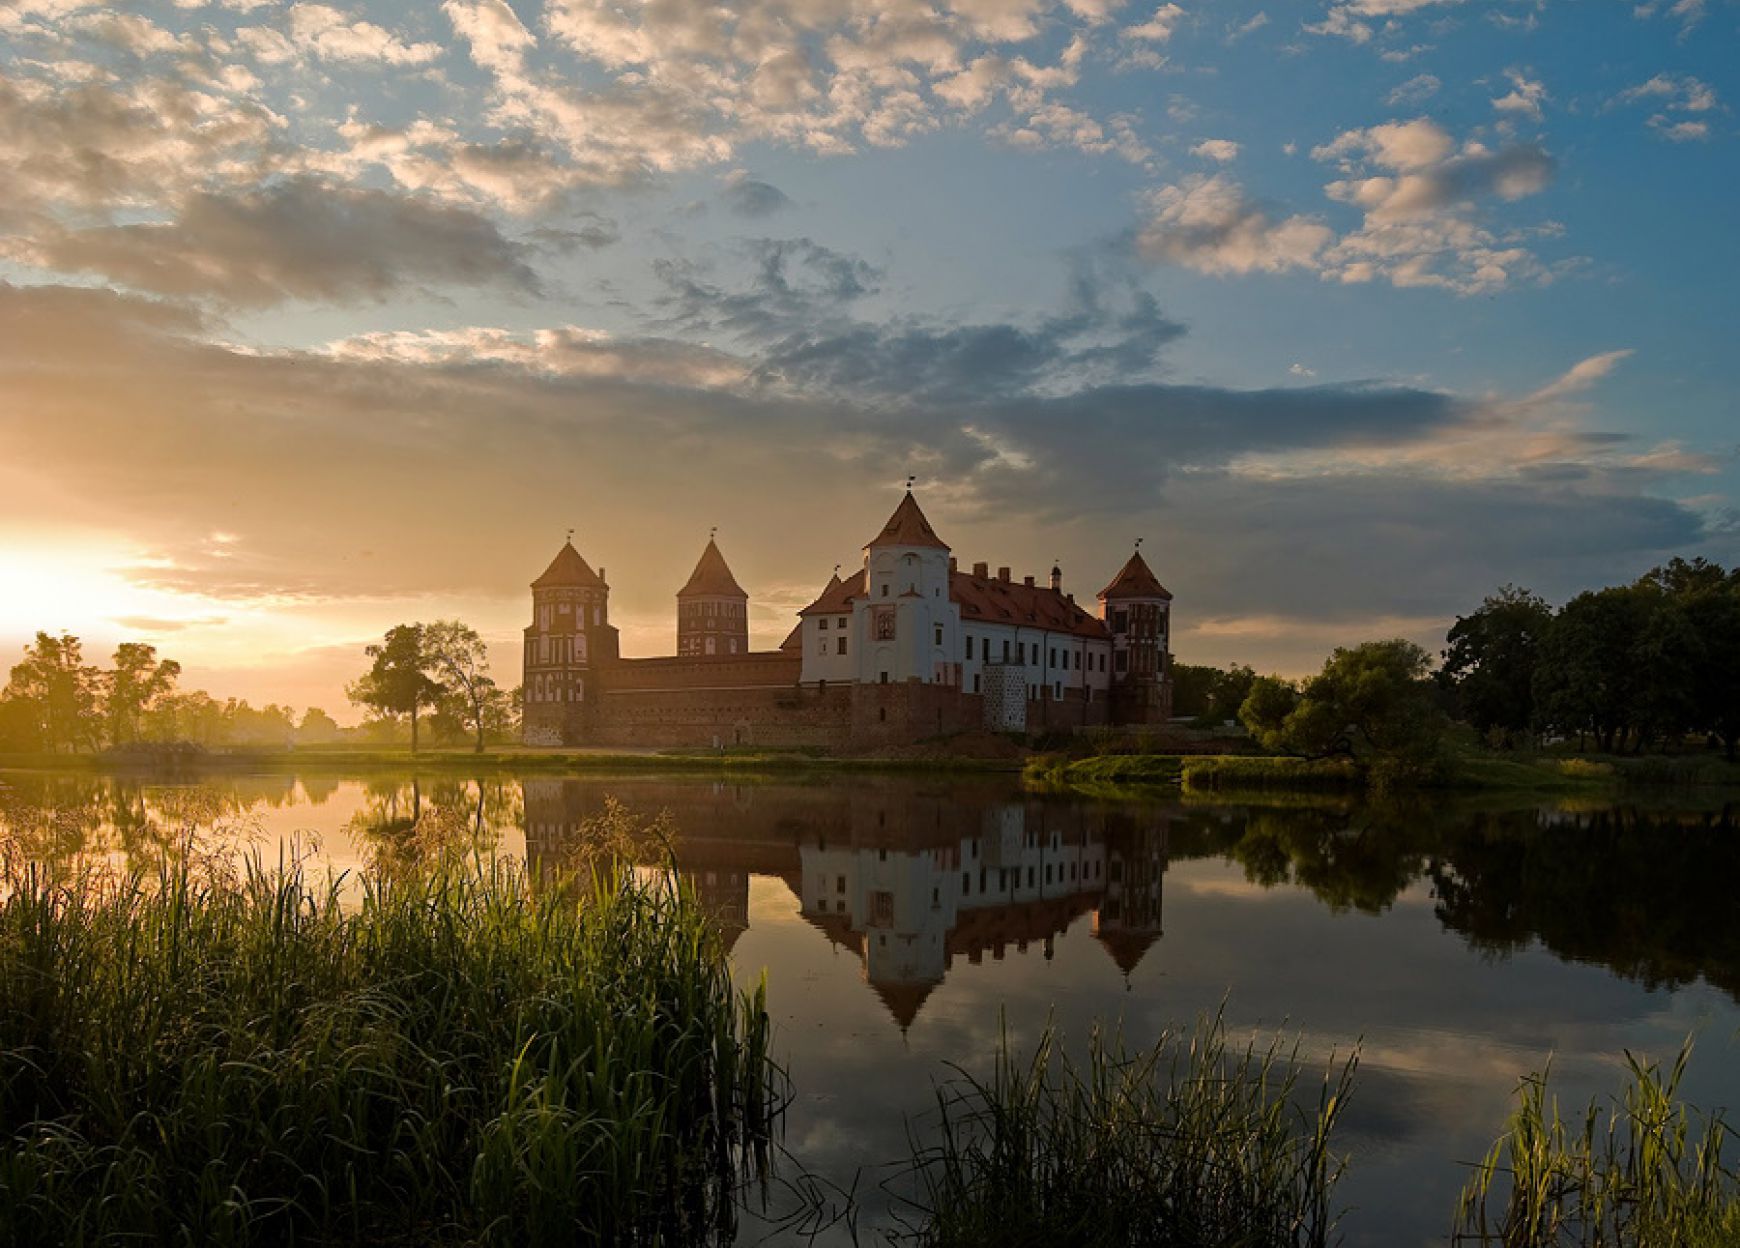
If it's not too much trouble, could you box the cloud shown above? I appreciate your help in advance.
[1491,68,1546,120]
[1191,137,1240,162]
[722,171,795,217]
[1387,73,1440,105]
[1614,74,1720,142]
[9,179,543,306]
[286,3,441,66]
[1124,3,1186,40]
[1137,175,1333,275]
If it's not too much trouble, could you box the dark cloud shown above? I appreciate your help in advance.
[721,176,794,217]
[528,212,620,251]
[19,178,544,306]
[0,281,1723,662]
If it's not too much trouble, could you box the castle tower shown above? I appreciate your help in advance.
[521,540,619,746]
[857,490,961,687]
[676,536,749,658]
[1098,546,1174,724]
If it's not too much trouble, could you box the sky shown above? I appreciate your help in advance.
[0,0,1735,717]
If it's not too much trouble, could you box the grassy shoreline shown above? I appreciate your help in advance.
[1027,749,1740,799]
[0,744,1026,778]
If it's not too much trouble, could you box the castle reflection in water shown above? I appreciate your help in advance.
[522,778,1168,1031]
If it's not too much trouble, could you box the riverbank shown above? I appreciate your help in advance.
[1026,748,1740,799]
[0,741,1028,778]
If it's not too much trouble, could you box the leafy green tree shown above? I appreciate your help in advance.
[3,633,103,753]
[1532,587,1654,752]
[1241,640,1444,770]
[422,619,500,753]
[1439,586,1553,747]
[348,625,442,753]
[1170,663,1220,720]
[1206,664,1257,725]
[105,643,181,746]
[296,707,343,745]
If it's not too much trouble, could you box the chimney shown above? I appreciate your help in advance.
[1023,575,1035,587]
[997,566,1011,582]
[1049,564,1062,592]
[949,557,958,572]
[973,561,989,578]
[599,566,606,584]
[1066,593,1075,604]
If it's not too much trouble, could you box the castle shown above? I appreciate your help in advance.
[521,489,1173,749]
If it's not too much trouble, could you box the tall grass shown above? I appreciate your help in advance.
[0,841,778,1247]
[894,1013,1357,1248]
[1181,756,1366,794]
[1454,1041,1740,1247]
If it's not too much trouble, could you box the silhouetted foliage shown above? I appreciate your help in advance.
[348,624,444,753]
[1439,586,1552,748]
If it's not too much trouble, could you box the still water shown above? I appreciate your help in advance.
[3,768,1738,1246]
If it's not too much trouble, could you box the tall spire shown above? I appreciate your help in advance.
[677,536,747,598]
[532,540,605,589]
[865,491,950,551]
[1098,548,1171,601]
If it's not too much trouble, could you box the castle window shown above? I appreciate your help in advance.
[1113,609,1129,633]
[837,876,846,894]
[1002,639,1010,662]
[1049,647,1056,667]
[1116,651,1128,673]
[881,583,889,597]
[820,617,829,630]
[972,674,981,693]
[706,637,716,655]
[934,625,943,646]
[837,617,847,629]
[729,639,739,654]
[879,672,889,685]
[1017,642,1025,664]
[836,637,847,655]
[961,873,971,895]
[1054,681,1062,699]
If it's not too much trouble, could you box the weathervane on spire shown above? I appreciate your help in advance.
[833,563,841,577]
[710,525,718,541]
[566,527,575,543]
[1135,537,1144,551]
[905,474,916,493]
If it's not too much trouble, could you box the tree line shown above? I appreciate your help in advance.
[0,620,517,755]
[1179,555,1740,769]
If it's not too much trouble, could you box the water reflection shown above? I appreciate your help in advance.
[4,770,1739,1243]
[522,778,1170,1031]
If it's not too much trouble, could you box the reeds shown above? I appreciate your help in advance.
[0,843,778,1246]
[1454,1041,1740,1247]
[894,1012,1357,1248]
[1181,757,1366,794]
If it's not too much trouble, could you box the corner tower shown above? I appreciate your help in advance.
[676,536,749,658]
[1098,546,1174,724]
[522,540,618,745]
[858,490,961,687]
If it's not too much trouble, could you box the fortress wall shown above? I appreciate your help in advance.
[606,651,802,690]
[595,680,854,748]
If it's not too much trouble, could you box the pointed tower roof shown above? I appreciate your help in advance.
[532,541,605,589]
[869,979,939,1032]
[866,492,949,551]
[1098,549,1172,601]
[1093,927,1162,977]
[677,537,747,598]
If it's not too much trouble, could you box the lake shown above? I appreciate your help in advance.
[2,768,1737,1246]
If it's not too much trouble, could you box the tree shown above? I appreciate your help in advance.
[3,633,103,753]
[106,642,181,746]
[348,625,442,752]
[297,707,343,745]
[1241,640,1444,769]
[1439,586,1553,747]
[422,620,500,753]
[1532,587,1654,752]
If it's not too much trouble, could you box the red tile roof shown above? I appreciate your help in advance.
[798,570,864,616]
[676,537,747,598]
[532,541,605,589]
[1098,550,1171,601]
[865,492,949,550]
[798,566,1109,639]
[951,570,1111,640]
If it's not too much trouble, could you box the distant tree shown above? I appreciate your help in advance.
[1439,586,1554,748]
[422,620,499,753]
[1640,558,1740,758]
[1170,663,1220,720]
[1241,640,1444,769]
[3,633,103,753]
[105,642,181,746]
[348,625,442,753]
[1532,587,1653,752]
[1206,664,1257,725]
[296,707,343,745]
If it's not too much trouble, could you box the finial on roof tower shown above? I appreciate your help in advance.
[1135,536,1144,551]
[905,474,916,493]
[710,525,718,540]
[566,527,575,544]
